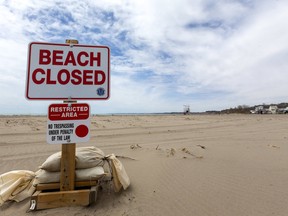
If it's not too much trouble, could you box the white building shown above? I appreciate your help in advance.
[268,106,278,114]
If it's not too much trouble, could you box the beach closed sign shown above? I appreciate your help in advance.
[47,103,90,144]
[26,42,110,100]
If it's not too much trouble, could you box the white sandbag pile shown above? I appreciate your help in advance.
[35,146,106,183]
[0,146,130,206]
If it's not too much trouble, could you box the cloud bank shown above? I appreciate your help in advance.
[1,0,288,114]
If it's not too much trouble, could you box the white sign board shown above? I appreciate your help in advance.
[47,103,90,144]
[26,42,110,100]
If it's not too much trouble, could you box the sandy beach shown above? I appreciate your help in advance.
[1,114,288,216]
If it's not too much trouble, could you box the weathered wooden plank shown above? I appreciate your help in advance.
[60,143,76,191]
[89,186,99,203]
[36,180,98,191]
[31,189,91,210]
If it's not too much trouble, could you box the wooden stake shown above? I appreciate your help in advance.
[60,39,79,191]
[60,143,76,191]
[65,39,79,44]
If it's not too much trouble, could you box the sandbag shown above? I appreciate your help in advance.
[110,160,122,192]
[35,169,60,183]
[0,170,36,206]
[40,146,105,172]
[107,154,130,192]
[35,166,105,184]
[76,166,105,181]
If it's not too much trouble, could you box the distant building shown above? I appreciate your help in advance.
[183,105,190,115]
[251,105,278,114]
[268,106,278,114]
[254,106,264,114]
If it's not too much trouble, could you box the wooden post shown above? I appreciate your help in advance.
[60,143,76,190]
[60,39,79,191]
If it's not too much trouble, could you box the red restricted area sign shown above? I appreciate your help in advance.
[48,103,89,121]
[26,42,110,100]
[47,103,90,144]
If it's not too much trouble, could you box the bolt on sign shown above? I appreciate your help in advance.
[26,42,110,100]
[47,103,90,144]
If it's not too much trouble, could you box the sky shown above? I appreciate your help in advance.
[1,0,288,114]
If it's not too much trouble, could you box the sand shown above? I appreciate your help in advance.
[1,114,288,215]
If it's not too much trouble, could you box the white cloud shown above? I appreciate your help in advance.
[0,0,288,114]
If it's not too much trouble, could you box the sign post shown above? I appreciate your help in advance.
[28,39,110,210]
[60,40,78,191]
[61,39,78,192]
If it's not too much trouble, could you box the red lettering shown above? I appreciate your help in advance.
[57,69,70,85]
[46,69,56,84]
[52,50,63,65]
[83,70,93,85]
[64,51,77,66]
[90,52,101,67]
[32,68,45,84]
[94,70,106,84]
[71,70,82,85]
[77,51,89,66]
[31,68,106,85]
[39,50,51,65]
[39,50,103,67]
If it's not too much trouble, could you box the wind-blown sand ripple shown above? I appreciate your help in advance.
[1,114,288,215]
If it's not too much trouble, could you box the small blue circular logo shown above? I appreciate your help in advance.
[97,88,105,96]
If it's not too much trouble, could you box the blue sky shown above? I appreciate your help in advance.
[1,0,288,114]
